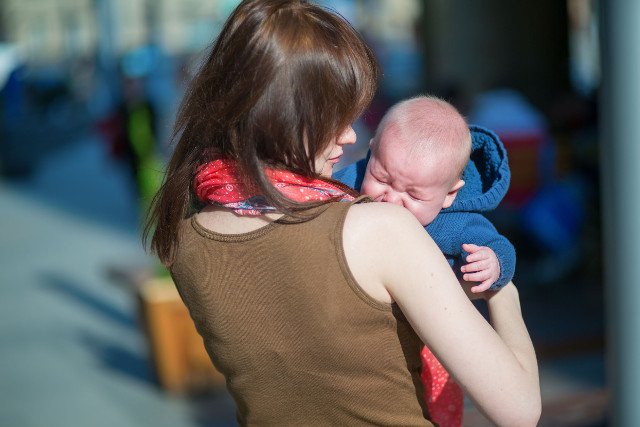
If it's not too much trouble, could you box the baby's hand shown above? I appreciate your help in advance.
[460,244,500,293]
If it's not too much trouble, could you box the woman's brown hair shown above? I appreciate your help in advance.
[144,0,379,265]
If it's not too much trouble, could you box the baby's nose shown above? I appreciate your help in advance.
[382,192,403,207]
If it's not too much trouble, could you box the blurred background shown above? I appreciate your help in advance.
[0,0,611,426]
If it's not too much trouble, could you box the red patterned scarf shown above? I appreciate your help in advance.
[194,158,355,215]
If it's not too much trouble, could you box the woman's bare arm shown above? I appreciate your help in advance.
[343,202,541,427]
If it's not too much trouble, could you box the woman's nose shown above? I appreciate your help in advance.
[338,126,357,146]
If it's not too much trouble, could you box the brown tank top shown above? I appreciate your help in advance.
[170,198,433,426]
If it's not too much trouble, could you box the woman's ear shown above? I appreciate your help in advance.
[442,179,465,209]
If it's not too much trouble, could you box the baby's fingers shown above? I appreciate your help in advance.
[462,243,481,253]
[462,270,490,283]
[465,250,490,263]
[461,260,490,273]
[470,280,493,293]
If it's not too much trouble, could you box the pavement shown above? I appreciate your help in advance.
[0,134,607,426]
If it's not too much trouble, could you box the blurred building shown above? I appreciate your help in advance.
[0,0,253,63]
[2,0,97,63]
[0,1,425,64]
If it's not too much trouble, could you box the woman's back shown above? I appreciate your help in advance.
[171,199,432,426]
[148,1,540,424]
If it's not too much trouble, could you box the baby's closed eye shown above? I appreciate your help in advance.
[372,175,387,185]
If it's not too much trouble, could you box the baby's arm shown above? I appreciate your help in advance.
[433,212,515,292]
[461,243,501,293]
[460,213,516,292]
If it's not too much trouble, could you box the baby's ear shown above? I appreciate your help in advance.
[442,179,465,209]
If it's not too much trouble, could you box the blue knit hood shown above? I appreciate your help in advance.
[443,125,510,213]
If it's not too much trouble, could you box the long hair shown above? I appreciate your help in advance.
[144,0,379,265]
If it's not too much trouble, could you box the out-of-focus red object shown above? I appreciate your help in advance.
[421,345,464,427]
[499,130,545,207]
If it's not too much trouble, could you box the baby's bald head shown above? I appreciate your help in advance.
[371,96,471,186]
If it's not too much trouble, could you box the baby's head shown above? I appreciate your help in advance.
[361,96,471,226]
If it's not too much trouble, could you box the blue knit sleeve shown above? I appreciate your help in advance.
[430,212,516,290]
[459,213,515,290]
[332,153,370,192]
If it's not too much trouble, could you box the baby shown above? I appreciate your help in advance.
[333,96,515,426]
[334,96,515,292]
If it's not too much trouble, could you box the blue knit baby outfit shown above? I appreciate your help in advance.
[333,125,515,290]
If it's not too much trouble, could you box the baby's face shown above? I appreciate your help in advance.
[361,137,459,226]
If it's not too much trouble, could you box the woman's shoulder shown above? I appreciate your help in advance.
[342,201,442,305]
[345,200,425,235]
[343,201,439,269]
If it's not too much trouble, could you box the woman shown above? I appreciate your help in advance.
[145,0,541,425]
